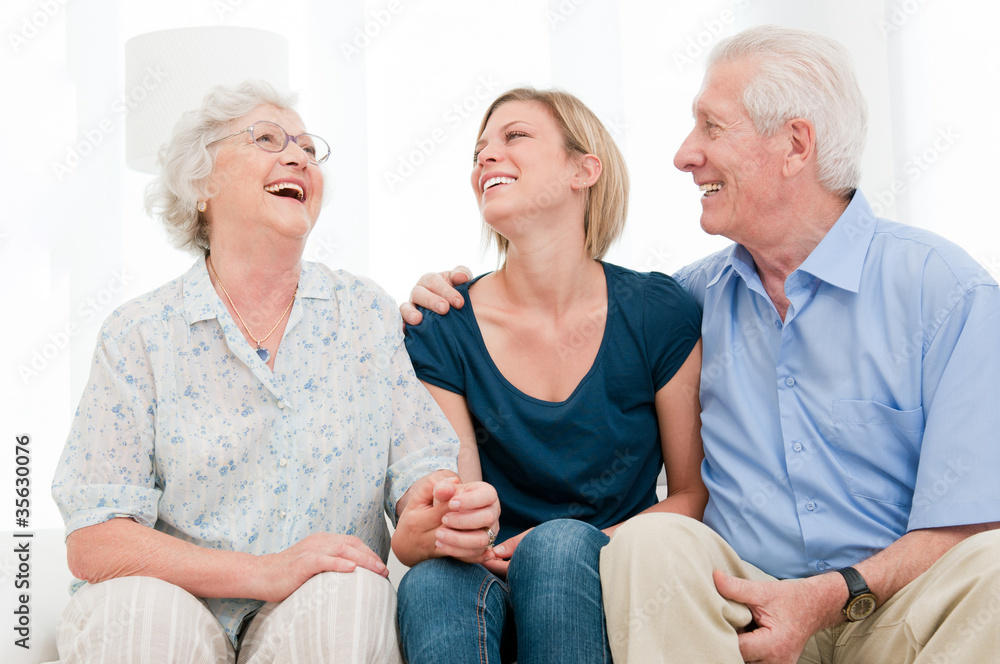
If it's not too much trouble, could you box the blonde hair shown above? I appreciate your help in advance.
[476,88,629,261]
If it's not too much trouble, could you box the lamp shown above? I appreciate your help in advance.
[125,27,289,173]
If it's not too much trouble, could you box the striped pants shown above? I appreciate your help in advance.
[56,569,402,663]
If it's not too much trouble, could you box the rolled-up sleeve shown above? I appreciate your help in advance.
[52,321,161,535]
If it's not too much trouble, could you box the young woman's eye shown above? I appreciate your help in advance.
[472,149,482,165]
[505,130,528,141]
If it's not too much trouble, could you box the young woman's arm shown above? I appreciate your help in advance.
[604,340,708,537]
[391,382,500,566]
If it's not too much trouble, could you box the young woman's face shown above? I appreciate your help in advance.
[470,100,581,233]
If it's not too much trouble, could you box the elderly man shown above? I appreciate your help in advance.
[403,25,1000,664]
[598,25,1000,663]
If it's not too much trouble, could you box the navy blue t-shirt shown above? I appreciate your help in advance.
[404,262,701,541]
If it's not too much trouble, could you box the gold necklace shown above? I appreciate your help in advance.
[207,256,297,363]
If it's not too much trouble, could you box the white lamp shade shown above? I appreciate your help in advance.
[125,27,289,173]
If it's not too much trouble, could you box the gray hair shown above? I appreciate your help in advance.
[708,25,868,196]
[144,80,298,254]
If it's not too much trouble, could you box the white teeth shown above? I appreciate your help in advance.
[699,182,723,196]
[483,176,517,191]
[264,182,305,200]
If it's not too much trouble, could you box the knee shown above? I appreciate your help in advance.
[248,571,399,663]
[604,513,706,565]
[64,576,192,624]
[949,529,1000,594]
[58,576,229,662]
[398,559,502,620]
[521,518,608,557]
[510,519,608,581]
[397,559,507,653]
[296,568,395,612]
[397,557,466,607]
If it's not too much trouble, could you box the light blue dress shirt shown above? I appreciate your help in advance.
[675,192,1000,579]
[52,256,459,646]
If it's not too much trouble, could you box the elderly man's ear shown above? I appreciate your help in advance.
[781,117,817,179]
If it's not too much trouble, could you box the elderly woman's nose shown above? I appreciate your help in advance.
[281,140,311,166]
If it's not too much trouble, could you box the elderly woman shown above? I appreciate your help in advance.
[51,80,498,663]
[396,88,706,663]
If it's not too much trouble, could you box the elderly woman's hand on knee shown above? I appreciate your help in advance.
[253,533,389,603]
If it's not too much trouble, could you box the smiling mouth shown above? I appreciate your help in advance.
[483,176,517,192]
[700,182,724,197]
[264,182,305,201]
[700,182,723,197]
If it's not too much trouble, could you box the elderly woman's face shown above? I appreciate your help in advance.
[205,104,324,245]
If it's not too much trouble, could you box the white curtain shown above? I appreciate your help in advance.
[2,0,997,530]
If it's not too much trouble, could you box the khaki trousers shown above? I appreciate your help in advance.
[57,569,403,663]
[601,513,1000,663]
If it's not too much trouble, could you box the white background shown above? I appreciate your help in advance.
[2,0,998,535]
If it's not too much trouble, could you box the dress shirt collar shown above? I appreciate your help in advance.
[706,191,877,295]
[795,191,876,294]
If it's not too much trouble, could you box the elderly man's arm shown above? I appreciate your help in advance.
[67,517,389,604]
[715,522,999,664]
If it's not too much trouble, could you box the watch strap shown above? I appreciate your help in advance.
[836,566,868,597]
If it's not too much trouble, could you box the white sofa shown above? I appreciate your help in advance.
[3,528,73,664]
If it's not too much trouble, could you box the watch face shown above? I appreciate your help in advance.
[848,594,877,621]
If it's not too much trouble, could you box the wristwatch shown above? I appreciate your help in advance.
[836,567,877,622]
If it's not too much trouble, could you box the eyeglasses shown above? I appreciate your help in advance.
[207,120,331,165]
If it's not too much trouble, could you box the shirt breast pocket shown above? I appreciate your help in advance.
[831,399,923,506]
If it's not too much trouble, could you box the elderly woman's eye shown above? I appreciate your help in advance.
[256,132,278,145]
[298,138,317,157]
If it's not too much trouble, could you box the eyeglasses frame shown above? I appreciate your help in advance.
[206,120,330,165]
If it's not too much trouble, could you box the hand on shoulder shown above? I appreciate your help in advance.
[400,266,474,326]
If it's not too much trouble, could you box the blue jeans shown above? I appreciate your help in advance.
[397,519,612,664]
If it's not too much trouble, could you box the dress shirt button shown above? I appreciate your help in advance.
[785,376,796,387]
[805,501,816,511]
[817,561,829,571]
[792,442,803,452]
[279,458,288,467]
[774,319,782,329]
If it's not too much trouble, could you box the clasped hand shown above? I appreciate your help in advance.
[392,470,501,567]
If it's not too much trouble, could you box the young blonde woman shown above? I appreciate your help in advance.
[396,88,707,663]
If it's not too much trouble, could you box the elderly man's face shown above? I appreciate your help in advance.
[674,59,788,246]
